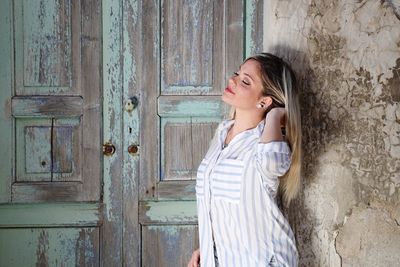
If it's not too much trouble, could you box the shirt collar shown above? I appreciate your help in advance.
[218,118,265,146]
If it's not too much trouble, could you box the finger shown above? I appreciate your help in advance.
[190,259,197,267]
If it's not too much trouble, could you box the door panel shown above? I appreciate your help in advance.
[52,117,80,180]
[161,0,223,95]
[16,118,53,182]
[9,0,101,203]
[14,0,78,95]
[142,225,199,267]
[15,116,81,183]
[158,96,223,183]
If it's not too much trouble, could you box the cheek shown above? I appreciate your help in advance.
[236,88,260,107]
[237,86,251,95]
[238,86,259,100]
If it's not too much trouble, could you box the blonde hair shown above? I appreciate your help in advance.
[230,53,302,204]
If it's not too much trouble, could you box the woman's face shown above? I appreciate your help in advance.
[221,59,265,110]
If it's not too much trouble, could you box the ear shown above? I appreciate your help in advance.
[260,96,273,109]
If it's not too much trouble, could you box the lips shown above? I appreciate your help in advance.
[225,87,235,95]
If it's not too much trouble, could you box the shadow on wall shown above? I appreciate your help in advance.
[268,44,344,264]
[387,0,400,20]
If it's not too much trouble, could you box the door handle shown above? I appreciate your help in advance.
[103,142,116,156]
[128,144,139,155]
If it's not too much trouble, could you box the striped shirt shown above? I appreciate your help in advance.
[196,119,298,267]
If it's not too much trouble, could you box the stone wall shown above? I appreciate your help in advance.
[263,0,400,266]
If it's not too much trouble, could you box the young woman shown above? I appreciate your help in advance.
[187,53,301,267]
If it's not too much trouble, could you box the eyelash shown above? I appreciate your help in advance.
[233,72,250,86]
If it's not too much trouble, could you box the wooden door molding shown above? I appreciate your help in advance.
[0,203,101,228]
[0,0,13,203]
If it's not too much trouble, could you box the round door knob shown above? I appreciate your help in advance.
[103,142,116,156]
[128,144,139,155]
[125,96,139,112]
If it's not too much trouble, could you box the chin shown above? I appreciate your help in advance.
[221,94,233,105]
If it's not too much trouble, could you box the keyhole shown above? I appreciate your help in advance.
[41,161,46,167]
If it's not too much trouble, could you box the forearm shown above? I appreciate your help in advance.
[259,112,284,143]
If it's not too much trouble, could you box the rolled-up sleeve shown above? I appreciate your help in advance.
[254,141,292,192]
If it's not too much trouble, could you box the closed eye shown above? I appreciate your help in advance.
[233,72,251,86]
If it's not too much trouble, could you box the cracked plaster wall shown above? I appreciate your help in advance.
[263,0,400,266]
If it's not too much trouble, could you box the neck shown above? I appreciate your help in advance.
[230,108,264,134]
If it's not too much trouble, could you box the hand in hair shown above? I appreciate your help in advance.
[260,107,286,143]
[267,107,286,127]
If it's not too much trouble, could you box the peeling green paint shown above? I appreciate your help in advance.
[143,201,197,223]
[245,0,257,58]
[0,203,100,227]
[158,97,224,117]
[103,0,123,222]
[146,224,196,236]
[160,0,214,89]
[162,85,213,94]
[160,117,191,180]
[121,1,141,265]
[190,116,222,123]
[102,0,124,265]
[15,118,53,181]
[0,0,12,203]
[0,227,98,266]
[14,0,72,94]
[24,0,71,86]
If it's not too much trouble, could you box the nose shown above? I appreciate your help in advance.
[228,76,237,87]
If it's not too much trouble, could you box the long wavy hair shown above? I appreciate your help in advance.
[229,53,302,204]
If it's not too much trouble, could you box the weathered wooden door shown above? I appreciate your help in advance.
[0,0,102,265]
[129,0,263,266]
[0,0,262,266]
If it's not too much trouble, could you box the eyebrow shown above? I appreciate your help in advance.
[243,72,254,81]
[239,64,255,82]
[238,66,255,82]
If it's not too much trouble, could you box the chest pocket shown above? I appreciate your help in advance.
[210,158,245,204]
[195,158,209,198]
